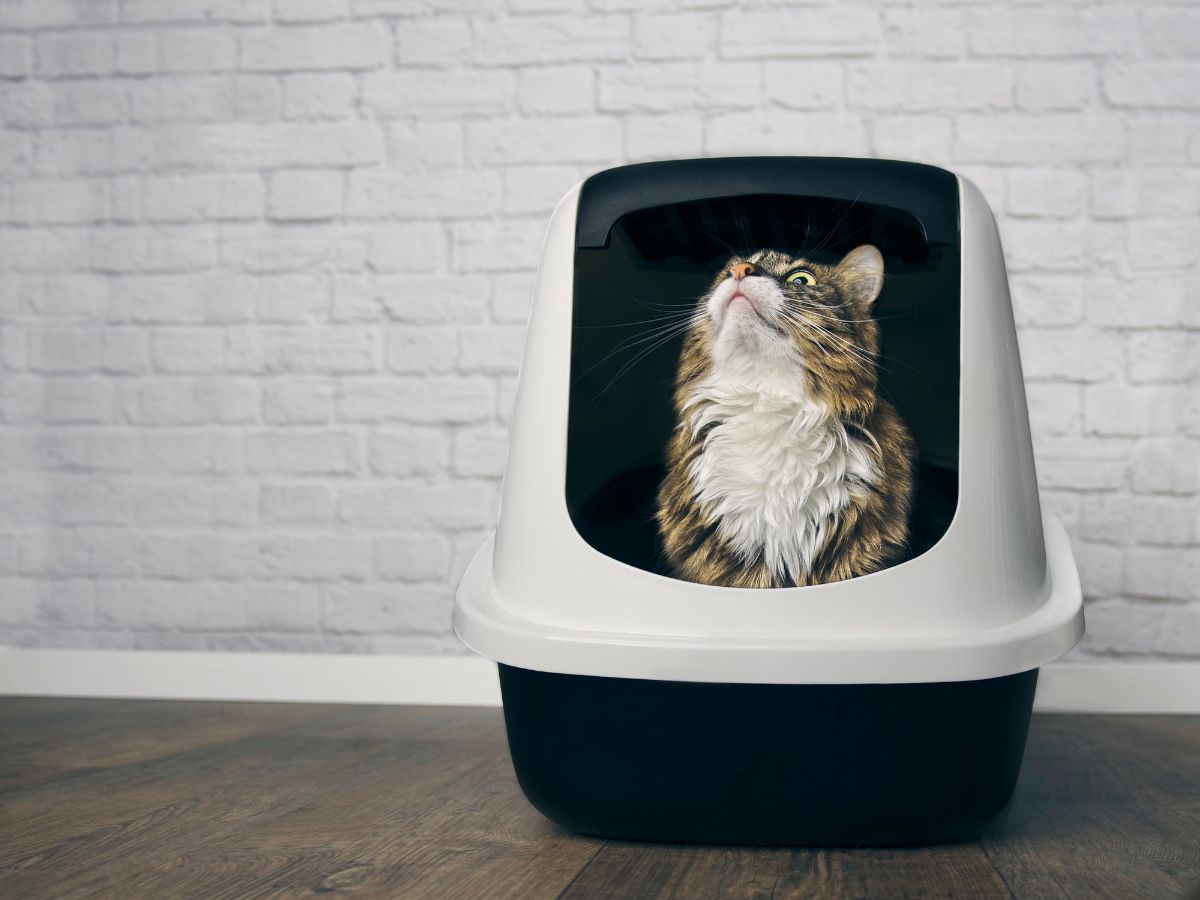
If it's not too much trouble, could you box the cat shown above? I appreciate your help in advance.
[655,245,914,589]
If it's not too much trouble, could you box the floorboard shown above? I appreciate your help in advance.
[0,700,1196,899]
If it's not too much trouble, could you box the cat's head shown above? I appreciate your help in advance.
[692,245,885,414]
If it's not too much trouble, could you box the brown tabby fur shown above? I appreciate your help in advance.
[655,246,915,588]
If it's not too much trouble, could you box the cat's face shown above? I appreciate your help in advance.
[700,244,885,400]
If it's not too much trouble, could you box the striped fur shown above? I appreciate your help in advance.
[655,245,915,588]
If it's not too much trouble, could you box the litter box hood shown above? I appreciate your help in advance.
[454,157,1084,685]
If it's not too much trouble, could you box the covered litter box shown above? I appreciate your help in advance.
[453,157,1084,846]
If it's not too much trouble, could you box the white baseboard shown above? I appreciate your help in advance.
[0,649,1197,713]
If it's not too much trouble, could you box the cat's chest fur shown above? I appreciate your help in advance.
[683,379,877,583]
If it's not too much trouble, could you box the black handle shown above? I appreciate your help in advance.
[575,157,959,249]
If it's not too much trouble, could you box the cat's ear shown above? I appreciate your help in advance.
[836,245,884,307]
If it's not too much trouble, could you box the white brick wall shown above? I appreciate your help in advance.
[0,0,1196,660]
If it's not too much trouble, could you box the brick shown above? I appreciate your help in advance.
[599,62,759,113]
[1074,541,1123,598]
[881,9,964,59]
[1127,332,1200,383]
[1131,438,1200,494]
[115,32,158,74]
[1007,169,1088,218]
[282,73,357,120]
[368,224,444,273]
[220,230,367,273]
[338,481,497,529]
[870,116,952,162]
[1000,220,1088,272]
[345,171,501,219]
[848,63,1011,112]
[1084,385,1197,438]
[1081,495,1198,547]
[472,14,629,65]
[518,66,594,115]
[369,427,451,476]
[261,483,335,524]
[143,534,257,580]
[263,378,334,424]
[252,274,330,322]
[8,180,108,225]
[0,36,34,79]
[245,430,361,475]
[967,9,1136,58]
[42,377,112,423]
[228,324,377,373]
[1079,600,1163,656]
[1018,328,1121,382]
[1124,548,1199,600]
[457,325,525,374]
[31,275,108,317]
[158,28,237,72]
[707,113,867,156]
[129,378,260,425]
[239,23,390,71]
[954,115,1125,164]
[1157,606,1200,657]
[158,123,384,170]
[273,0,347,22]
[36,32,114,77]
[394,16,472,65]
[1010,275,1084,326]
[28,329,101,373]
[1085,275,1198,329]
[322,584,451,634]
[453,425,508,477]
[1014,63,1095,111]
[633,12,713,60]
[374,533,451,581]
[1104,64,1200,109]
[152,327,226,373]
[259,534,371,580]
[337,376,493,423]
[135,482,257,527]
[387,325,456,373]
[1140,9,1200,57]
[138,431,240,475]
[1126,218,1198,270]
[451,220,544,273]
[268,170,343,221]
[361,70,515,119]
[1025,383,1081,439]
[764,62,843,111]
[720,8,879,59]
[467,116,620,165]
[332,275,487,324]
[120,0,268,24]
[1091,169,1200,221]
[386,121,463,170]
[501,165,579,216]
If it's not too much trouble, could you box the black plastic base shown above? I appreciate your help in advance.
[499,665,1038,846]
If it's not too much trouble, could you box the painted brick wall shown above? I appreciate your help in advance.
[0,0,1196,658]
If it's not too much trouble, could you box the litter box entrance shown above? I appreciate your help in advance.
[564,160,961,582]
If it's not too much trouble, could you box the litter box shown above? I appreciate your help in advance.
[453,157,1084,846]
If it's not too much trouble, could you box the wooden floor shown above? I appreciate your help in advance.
[0,701,1197,900]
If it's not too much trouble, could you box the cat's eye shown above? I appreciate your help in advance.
[785,269,816,286]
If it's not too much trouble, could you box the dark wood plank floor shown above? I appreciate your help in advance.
[0,700,1197,899]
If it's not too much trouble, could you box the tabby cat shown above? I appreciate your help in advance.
[655,245,914,588]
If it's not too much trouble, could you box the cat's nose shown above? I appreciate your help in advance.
[730,261,755,281]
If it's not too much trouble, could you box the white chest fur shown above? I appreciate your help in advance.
[683,378,877,583]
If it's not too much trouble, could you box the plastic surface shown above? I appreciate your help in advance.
[501,665,1038,846]
[453,160,1085,685]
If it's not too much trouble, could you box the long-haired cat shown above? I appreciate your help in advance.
[655,245,914,588]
